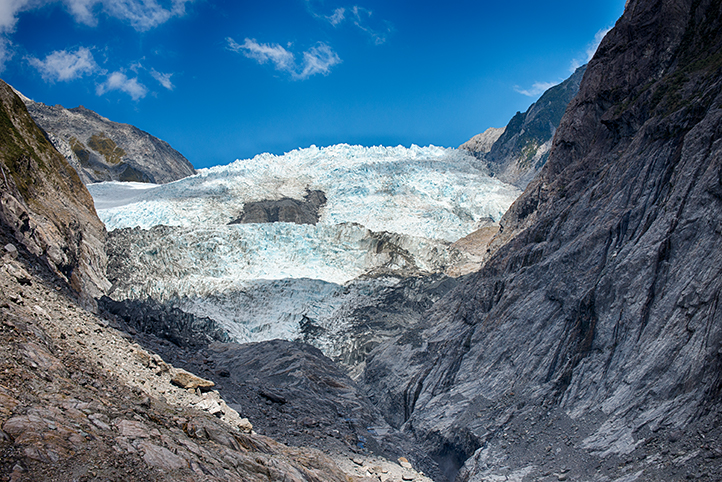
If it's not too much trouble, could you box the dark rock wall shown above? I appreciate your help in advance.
[364,0,722,479]
[461,65,586,188]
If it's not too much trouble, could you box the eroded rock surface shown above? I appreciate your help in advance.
[0,80,108,307]
[0,231,355,481]
[365,0,722,480]
[460,65,586,189]
[18,92,195,185]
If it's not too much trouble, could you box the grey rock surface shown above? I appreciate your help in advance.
[229,189,327,225]
[458,127,504,155]
[364,0,722,480]
[0,80,109,306]
[461,65,586,189]
[19,94,195,184]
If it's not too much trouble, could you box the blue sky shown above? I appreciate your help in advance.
[1,1,625,169]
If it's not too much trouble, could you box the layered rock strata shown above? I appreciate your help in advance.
[365,0,722,480]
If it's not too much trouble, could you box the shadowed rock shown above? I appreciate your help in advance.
[229,189,327,225]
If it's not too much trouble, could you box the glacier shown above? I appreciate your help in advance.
[91,144,521,357]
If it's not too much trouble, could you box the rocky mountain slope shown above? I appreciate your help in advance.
[0,231,361,482]
[0,78,432,481]
[365,0,722,480]
[460,65,586,188]
[18,93,195,184]
[0,80,108,308]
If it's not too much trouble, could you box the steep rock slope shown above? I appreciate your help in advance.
[0,80,108,305]
[19,94,195,184]
[365,0,722,480]
[0,230,357,482]
[461,65,586,188]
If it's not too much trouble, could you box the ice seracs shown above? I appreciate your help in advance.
[93,144,522,351]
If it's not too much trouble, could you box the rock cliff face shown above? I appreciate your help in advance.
[365,0,722,480]
[0,80,109,305]
[19,94,195,184]
[461,65,586,188]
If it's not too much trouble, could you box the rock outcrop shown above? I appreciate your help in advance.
[18,92,195,184]
[461,65,586,188]
[365,0,722,480]
[229,189,327,225]
[458,127,505,156]
[0,80,109,306]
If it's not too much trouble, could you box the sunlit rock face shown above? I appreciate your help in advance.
[91,144,521,362]
[19,94,195,185]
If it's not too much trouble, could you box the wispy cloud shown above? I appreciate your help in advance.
[570,27,612,71]
[348,6,391,45]
[96,71,148,100]
[299,43,341,78]
[0,0,195,72]
[514,80,559,97]
[27,46,98,82]
[304,1,392,45]
[227,37,341,80]
[227,37,295,72]
[326,7,345,26]
[64,0,195,31]
[150,69,174,90]
[515,27,613,98]
[0,37,12,72]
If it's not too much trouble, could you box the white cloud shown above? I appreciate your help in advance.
[150,68,173,90]
[2,0,193,32]
[514,80,560,97]
[28,46,98,81]
[0,0,44,33]
[326,7,345,26]
[0,0,194,71]
[349,6,390,45]
[0,37,13,72]
[227,37,295,72]
[227,37,340,80]
[96,71,148,100]
[299,43,341,78]
[570,27,612,71]
[304,1,391,44]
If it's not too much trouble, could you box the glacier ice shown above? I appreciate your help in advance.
[93,144,522,355]
[89,144,520,242]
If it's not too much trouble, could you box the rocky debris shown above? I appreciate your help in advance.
[17,91,195,185]
[122,319,445,479]
[460,65,586,189]
[0,230,359,481]
[229,189,327,225]
[364,0,722,480]
[0,80,109,307]
[170,368,215,390]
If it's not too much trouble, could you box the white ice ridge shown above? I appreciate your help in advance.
[88,144,521,243]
